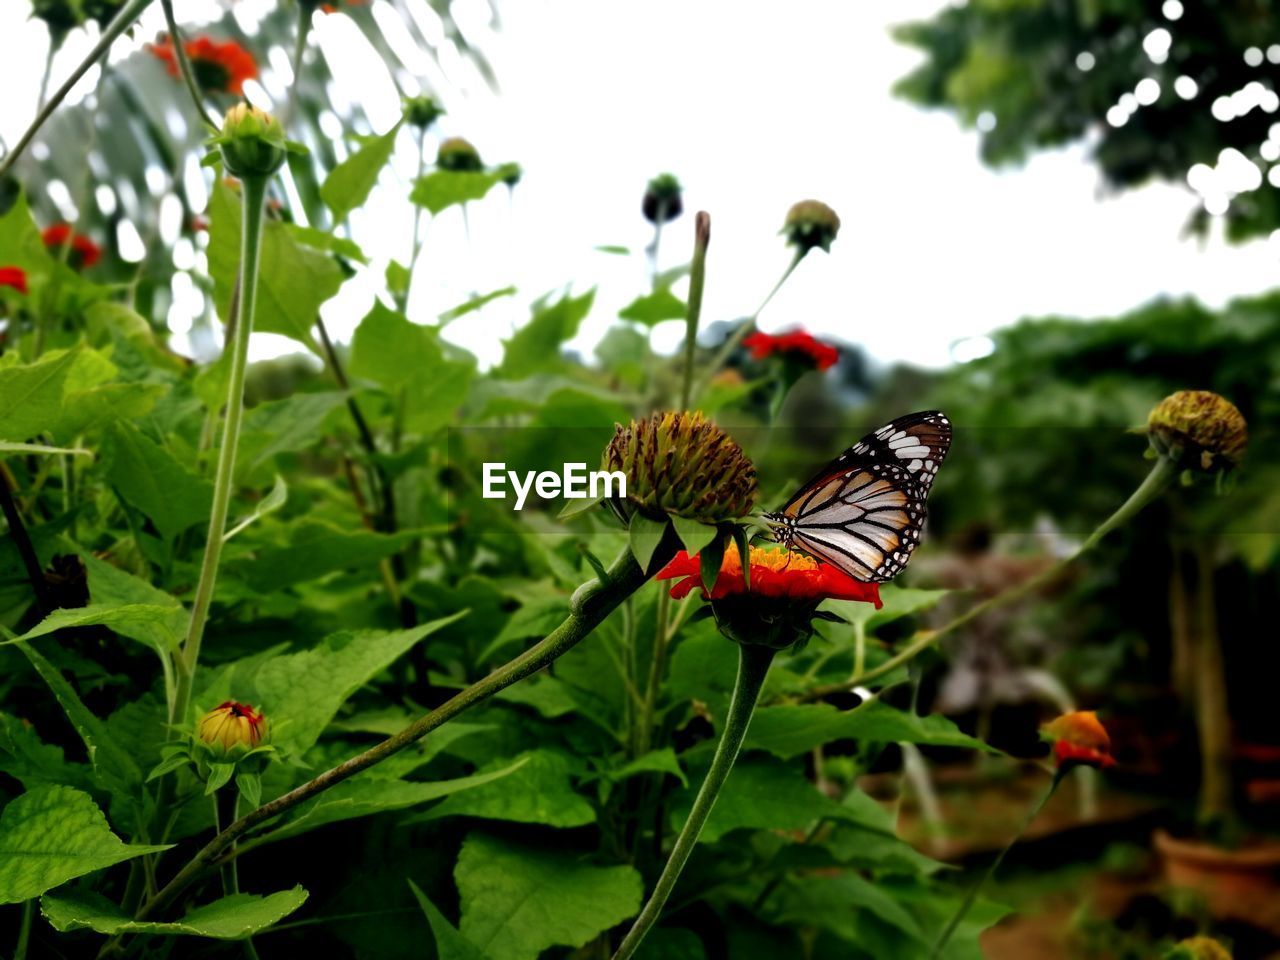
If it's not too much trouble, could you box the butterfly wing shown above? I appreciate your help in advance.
[771,411,951,583]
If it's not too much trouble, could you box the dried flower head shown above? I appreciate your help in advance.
[602,412,757,522]
[197,701,268,758]
[1041,710,1115,769]
[643,173,683,225]
[438,137,483,172]
[1147,390,1247,473]
[784,200,840,254]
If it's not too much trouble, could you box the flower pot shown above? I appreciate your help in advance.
[1153,829,1280,935]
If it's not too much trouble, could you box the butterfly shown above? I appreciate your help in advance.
[762,411,952,582]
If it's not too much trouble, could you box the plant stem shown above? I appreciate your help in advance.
[802,455,1179,701]
[0,0,153,182]
[930,768,1065,958]
[613,642,777,960]
[132,544,673,923]
[679,212,710,410]
[16,897,33,959]
[159,0,218,130]
[281,4,313,131]
[692,250,803,402]
[0,463,52,613]
[402,126,429,311]
[1193,541,1233,827]
[170,175,269,727]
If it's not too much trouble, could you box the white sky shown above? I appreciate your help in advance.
[3,0,1279,369]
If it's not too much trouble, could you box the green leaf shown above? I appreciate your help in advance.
[102,422,213,540]
[618,286,686,326]
[670,516,720,556]
[498,290,595,379]
[556,491,605,520]
[0,348,79,442]
[236,392,347,480]
[420,749,593,827]
[439,286,517,325]
[224,474,288,542]
[254,761,525,846]
[746,701,996,760]
[699,535,726,593]
[825,584,951,631]
[0,190,53,279]
[4,603,183,655]
[411,170,504,215]
[248,613,467,755]
[0,785,170,903]
[455,832,643,960]
[610,748,688,787]
[771,873,923,944]
[208,181,344,350]
[229,520,423,593]
[496,676,579,718]
[40,886,308,938]
[14,643,142,799]
[0,714,92,792]
[321,120,403,222]
[629,513,669,574]
[410,881,487,960]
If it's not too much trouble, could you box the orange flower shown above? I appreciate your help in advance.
[149,35,258,95]
[743,329,838,371]
[0,266,27,294]
[42,224,102,269]
[197,701,268,755]
[658,543,881,607]
[321,0,368,12]
[1041,710,1115,769]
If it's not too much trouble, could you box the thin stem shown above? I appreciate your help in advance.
[613,643,777,960]
[692,250,803,402]
[930,769,1065,958]
[36,41,55,111]
[16,897,33,959]
[159,0,218,130]
[171,176,269,727]
[679,212,710,410]
[281,5,313,132]
[402,127,429,311]
[0,0,153,182]
[801,455,1179,701]
[0,463,52,612]
[132,544,673,923]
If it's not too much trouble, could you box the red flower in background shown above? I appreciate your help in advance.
[1042,710,1115,769]
[42,224,102,269]
[743,328,838,371]
[658,544,882,608]
[321,0,368,13]
[149,35,258,95]
[0,266,28,294]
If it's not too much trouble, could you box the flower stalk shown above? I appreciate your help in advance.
[614,642,777,960]
[159,0,218,130]
[679,212,710,409]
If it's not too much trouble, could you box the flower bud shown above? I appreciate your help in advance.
[197,701,268,759]
[642,173,683,225]
[601,411,757,523]
[1041,710,1114,770]
[784,199,840,254]
[217,104,287,178]
[1147,390,1247,473]
[437,137,483,172]
[403,94,444,131]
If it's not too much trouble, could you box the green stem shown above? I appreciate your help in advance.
[132,545,672,923]
[159,0,218,130]
[0,0,153,182]
[281,5,313,132]
[679,212,710,410]
[930,768,1065,958]
[170,175,269,727]
[613,643,777,960]
[16,897,33,959]
[802,455,1178,701]
[402,127,429,312]
[692,250,803,402]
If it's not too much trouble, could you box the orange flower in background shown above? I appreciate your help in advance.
[149,35,258,95]
[0,266,27,294]
[42,224,102,269]
[198,701,268,755]
[743,328,839,371]
[658,543,882,608]
[321,0,368,13]
[1042,710,1115,769]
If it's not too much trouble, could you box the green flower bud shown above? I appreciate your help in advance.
[497,162,523,188]
[438,137,483,172]
[196,700,269,761]
[1147,390,1247,473]
[403,94,444,131]
[642,173,683,225]
[217,103,287,178]
[784,199,840,254]
[602,411,757,522]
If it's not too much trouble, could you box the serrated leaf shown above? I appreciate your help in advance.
[0,713,92,792]
[411,170,504,214]
[236,392,348,481]
[610,747,688,787]
[3,603,183,655]
[456,832,643,960]
[629,512,669,574]
[102,422,213,540]
[498,290,595,379]
[618,286,686,326]
[0,785,170,903]
[409,881,487,960]
[40,886,307,938]
[321,120,403,222]
[228,520,423,593]
[419,749,593,827]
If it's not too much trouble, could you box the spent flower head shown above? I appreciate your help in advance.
[1147,390,1247,475]
[602,411,757,523]
[214,104,288,178]
[643,173,683,225]
[438,137,483,172]
[784,200,840,254]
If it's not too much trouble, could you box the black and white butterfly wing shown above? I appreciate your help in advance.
[766,411,952,583]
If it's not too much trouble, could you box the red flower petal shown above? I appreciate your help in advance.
[742,328,838,371]
[656,545,881,607]
[0,266,28,295]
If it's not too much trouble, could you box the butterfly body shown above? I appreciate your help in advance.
[763,411,952,583]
